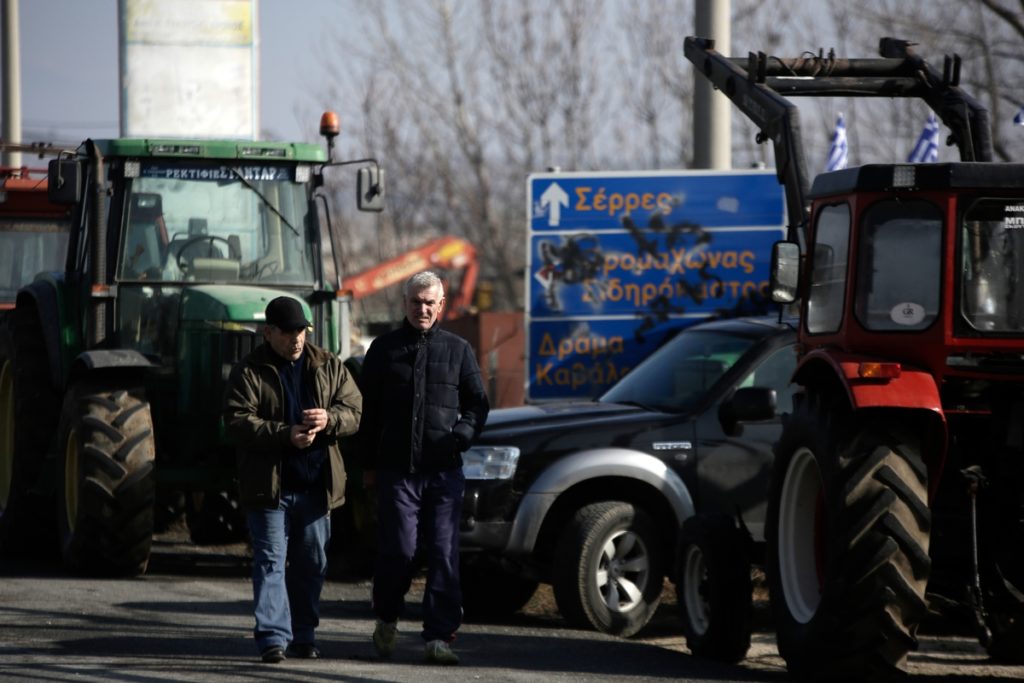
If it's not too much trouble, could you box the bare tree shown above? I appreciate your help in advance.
[320,0,615,315]
[841,0,1024,162]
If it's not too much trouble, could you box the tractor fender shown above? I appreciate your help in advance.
[15,279,64,393]
[504,448,696,555]
[794,348,949,493]
[794,348,943,413]
[69,349,154,385]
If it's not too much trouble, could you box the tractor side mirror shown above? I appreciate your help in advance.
[357,166,385,212]
[770,240,800,303]
[47,159,81,205]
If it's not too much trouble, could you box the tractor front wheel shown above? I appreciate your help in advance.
[676,513,752,662]
[56,383,156,575]
[767,393,931,680]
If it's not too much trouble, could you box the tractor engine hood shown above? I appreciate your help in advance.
[178,284,311,326]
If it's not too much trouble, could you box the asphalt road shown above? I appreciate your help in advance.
[0,531,1019,683]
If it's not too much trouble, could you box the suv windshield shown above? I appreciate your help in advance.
[117,161,316,285]
[960,197,1024,332]
[600,328,756,412]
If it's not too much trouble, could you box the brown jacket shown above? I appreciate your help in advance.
[224,341,362,510]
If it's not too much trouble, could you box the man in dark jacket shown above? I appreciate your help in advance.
[359,271,489,665]
[224,296,362,663]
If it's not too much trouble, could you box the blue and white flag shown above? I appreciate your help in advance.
[907,112,939,163]
[1014,106,1024,126]
[825,114,848,172]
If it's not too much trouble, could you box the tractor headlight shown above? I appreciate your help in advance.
[462,445,520,480]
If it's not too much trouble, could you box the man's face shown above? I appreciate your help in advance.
[405,284,445,331]
[264,325,306,361]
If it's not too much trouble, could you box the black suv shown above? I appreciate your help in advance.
[459,316,797,642]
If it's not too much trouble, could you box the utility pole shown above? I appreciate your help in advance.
[2,0,22,168]
[693,0,730,169]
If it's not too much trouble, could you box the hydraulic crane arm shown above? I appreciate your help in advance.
[683,36,992,246]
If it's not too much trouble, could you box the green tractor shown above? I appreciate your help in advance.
[0,115,383,574]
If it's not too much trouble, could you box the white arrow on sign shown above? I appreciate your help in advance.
[539,182,569,227]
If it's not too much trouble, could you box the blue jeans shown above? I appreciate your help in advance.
[247,490,330,651]
[372,469,464,643]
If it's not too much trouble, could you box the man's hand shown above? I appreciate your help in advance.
[289,409,328,449]
[302,408,328,434]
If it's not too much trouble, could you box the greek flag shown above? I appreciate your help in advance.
[825,114,848,172]
[1015,106,1024,126]
[907,113,939,163]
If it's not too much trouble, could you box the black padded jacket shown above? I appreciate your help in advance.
[358,320,489,473]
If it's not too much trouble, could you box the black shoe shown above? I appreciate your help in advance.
[261,645,286,663]
[286,643,321,659]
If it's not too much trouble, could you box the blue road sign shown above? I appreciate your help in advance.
[526,170,785,401]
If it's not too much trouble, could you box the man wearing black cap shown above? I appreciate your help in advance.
[224,296,362,663]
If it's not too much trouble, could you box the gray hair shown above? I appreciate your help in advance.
[403,271,445,298]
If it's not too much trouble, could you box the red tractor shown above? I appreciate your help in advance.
[685,37,1024,679]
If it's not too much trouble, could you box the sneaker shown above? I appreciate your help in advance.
[424,639,459,665]
[261,645,286,664]
[286,642,321,659]
[373,620,397,658]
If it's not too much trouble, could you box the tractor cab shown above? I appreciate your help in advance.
[772,162,1024,386]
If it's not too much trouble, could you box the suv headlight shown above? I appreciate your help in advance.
[462,445,520,480]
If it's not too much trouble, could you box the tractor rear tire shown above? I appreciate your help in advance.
[676,513,752,662]
[552,501,664,637]
[766,392,931,681]
[0,314,59,558]
[57,383,156,575]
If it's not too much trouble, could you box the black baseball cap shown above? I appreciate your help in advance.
[265,296,311,331]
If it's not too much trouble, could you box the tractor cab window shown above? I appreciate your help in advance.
[855,200,942,331]
[806,203,850,334]
[117,162,316,286]
[0,218,69,303]
[960,198,1024,333]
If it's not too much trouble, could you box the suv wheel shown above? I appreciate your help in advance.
[553,500,664,637]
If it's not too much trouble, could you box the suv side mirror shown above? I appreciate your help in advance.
[719,386,777,436]
[357,167,385,212]
[48,159,81,205]
[770,240,800,303]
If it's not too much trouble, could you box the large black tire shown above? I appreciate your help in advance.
[0,314,59,557]
[766,392,931,681]
[979,436,1024,662]
[461,554,539,620]
[676,513,753,662]
[552,501,664,637]
[56,383,156,575]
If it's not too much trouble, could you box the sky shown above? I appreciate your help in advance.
[14,0,348,145]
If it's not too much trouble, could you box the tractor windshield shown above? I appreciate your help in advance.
[854,200,942,332]
[117,161,317,285]
[960,197,1024,332]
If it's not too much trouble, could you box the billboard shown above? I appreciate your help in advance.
[526,170,785,401]
[119,0,257,139]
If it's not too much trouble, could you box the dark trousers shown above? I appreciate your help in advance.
[372,468,465,643]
